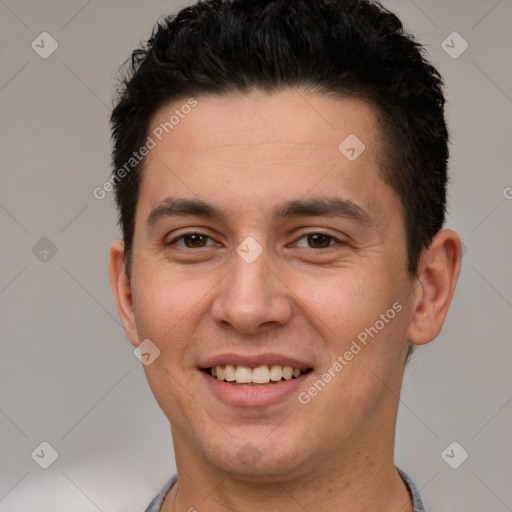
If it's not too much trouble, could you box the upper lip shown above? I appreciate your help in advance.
[199,353,313,370]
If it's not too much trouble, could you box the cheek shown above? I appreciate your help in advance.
[131,264,210,352]
[296,268,395,342]
[131,267,214,418]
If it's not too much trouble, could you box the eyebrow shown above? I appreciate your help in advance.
[146,196,372,227]
[146,197,229,226]
[272,197,372,225]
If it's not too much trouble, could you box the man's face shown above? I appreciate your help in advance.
[124,90,417,478]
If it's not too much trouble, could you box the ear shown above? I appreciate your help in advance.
[109,240,139,347]
[407,229,462,346]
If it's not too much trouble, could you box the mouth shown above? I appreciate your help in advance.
[198,354,314,406]
[203,364,313,386]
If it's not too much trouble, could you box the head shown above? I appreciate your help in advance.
[109,0,460,481]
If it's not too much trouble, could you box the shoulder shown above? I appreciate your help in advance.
[397,467,425,512]
[143,475,178,512]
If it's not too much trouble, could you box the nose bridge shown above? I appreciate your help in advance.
[212,246,292,333]
[230,251,271,305]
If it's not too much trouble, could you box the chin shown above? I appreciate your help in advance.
[201,432,313,481]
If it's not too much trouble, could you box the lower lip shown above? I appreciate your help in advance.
[200,370,312,407]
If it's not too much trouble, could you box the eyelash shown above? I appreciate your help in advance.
[166,231,343,250]
[167,232,218,249]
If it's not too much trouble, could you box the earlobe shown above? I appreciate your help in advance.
[407,229,462,346]
[109,240,139,347]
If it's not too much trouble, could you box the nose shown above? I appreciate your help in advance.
[211,246,294,335]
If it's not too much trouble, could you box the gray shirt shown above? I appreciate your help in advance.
[144,468,424,511]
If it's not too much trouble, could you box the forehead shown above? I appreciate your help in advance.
[148,90,381,156]
[138,90,392,221]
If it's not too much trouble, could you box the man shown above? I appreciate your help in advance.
[108,0,461,510]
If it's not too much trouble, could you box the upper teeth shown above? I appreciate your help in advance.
[210,365,304,384]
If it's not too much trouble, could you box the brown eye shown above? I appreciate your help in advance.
[295,233,337,249]
[182,234,208,248]
[307,233,332,248]
[167,232,216,248]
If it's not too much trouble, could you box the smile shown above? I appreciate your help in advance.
[199,353,314,406]
[206,364,312,385]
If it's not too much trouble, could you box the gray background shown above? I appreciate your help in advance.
[1,0,511,510]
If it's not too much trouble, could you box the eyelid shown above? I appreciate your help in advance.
[292,231,344,249]
[289,228,349,247]
[166,230,219,247]
[165,229,347,249]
